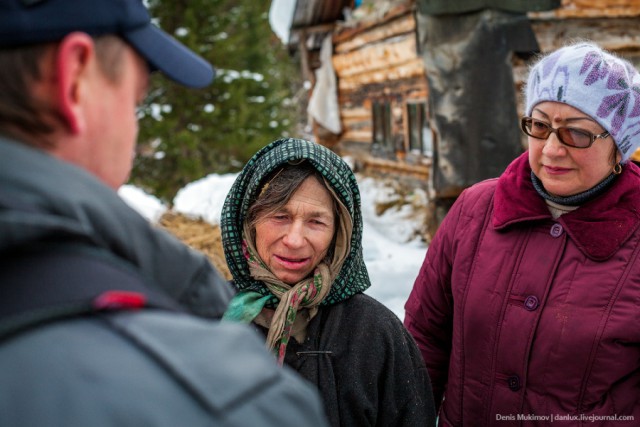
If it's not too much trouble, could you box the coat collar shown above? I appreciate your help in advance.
[493,152,640,261]
[0,137,232,317]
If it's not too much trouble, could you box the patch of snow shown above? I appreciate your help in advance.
[121,171,428,321]
[118,185,167,223]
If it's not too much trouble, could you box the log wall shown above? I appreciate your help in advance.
[515,1,640,152]
[318,0,640,175]
[526,1,640,159]
[328,3,429,178]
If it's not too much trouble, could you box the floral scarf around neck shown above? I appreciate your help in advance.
[221,138,371,364]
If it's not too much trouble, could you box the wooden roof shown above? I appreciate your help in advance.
[286,0,353,49]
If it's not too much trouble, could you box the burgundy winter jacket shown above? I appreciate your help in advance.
[405,152,640,426]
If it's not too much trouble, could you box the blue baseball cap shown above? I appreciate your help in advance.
[0,0,215,88]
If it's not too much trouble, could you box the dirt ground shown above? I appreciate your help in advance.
[159,211,232,280]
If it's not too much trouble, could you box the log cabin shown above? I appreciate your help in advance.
[277,0,640,240]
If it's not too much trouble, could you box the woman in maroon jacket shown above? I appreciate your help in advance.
[405,41,640,426]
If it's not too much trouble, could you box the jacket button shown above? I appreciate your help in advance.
[550,223,563,237]
[507,375,521,391]
[524,295,539,311]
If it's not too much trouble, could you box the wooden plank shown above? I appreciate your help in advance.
[333,2,414,44]
[529,18,640,53]
[334,14,416,54]
[341,129,372,143]
[530,0,640,18]
[342,123,370,135]
[333,36,419,77]
[337,58,426,91]
[572,0,640,6]
[338,77,428,107]
[340,107,370,119]
[297,30,315,86]
[362,156,430,180]
[341,117,370,130]
[341,123,370,132]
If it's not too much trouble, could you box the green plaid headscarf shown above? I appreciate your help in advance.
[221,137,371,309]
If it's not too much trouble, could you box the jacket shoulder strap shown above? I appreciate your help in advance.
[0,244,183,342]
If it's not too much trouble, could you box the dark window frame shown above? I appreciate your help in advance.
[372,99,393,154]
[405,100,433,158]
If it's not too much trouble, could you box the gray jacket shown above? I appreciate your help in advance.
[0,137,328,427]
[0,136,233,319]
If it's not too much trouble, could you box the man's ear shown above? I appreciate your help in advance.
[54,32,95,135]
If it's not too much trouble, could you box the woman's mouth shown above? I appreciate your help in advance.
[544,165,571,175]
[275,255,311,269]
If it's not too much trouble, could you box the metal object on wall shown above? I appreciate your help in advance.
[416,8,542,199]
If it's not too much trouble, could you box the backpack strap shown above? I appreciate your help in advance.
[0,244,184,342]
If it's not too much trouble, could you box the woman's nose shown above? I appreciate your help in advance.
[542,131,566,156]
[282,222,305,248]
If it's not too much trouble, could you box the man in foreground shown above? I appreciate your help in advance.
[0,0,328,425]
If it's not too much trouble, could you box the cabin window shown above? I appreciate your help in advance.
[407,102,432,157]
[372,100,393,153]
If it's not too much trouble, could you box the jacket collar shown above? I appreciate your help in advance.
[493,152,640,261]
[0,137,231,317]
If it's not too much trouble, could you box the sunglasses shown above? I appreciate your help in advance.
[520,117,610,149]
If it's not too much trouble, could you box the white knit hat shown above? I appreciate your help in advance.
[525,42,640,162]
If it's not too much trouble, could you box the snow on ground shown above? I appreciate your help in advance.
[357,177,427,320]
[119,173,428,321]
[172,173,239,225]
[118,185,167,223]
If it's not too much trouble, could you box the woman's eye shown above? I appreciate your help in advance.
[533,121,548,130]
[568,128,589,137]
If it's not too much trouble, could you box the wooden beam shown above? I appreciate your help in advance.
[333,35,420,77]
[297,29,315,86]
[290,22,336,34]
[333,2,415,43]
[337,58,426,91]
[334,13,416,54]
[530,0,640,18]
[528,17,640,54]
[362,156,430,180]
[341,129,372,143]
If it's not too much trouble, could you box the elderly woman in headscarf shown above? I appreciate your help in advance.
[405,41,640,425]
[221,138,436,426]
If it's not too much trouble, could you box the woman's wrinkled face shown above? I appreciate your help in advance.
[255,176,336,285]
[528,101,619,197]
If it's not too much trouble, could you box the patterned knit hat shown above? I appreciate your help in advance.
[525,41,640,162]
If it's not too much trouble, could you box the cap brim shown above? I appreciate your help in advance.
[124,24,215,89]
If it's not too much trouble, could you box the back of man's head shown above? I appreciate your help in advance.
[0,0,214,88]
[0,0,216,187]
